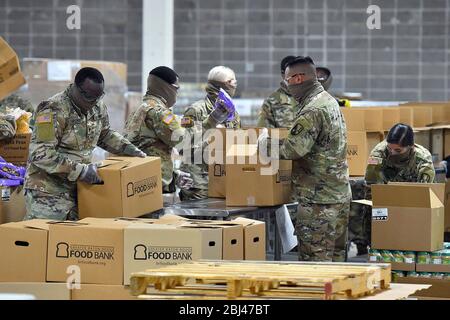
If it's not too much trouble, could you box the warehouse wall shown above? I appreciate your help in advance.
[174,0,450,101]
[0,0,143,91]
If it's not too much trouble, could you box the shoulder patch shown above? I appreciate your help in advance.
[367,157,382,165]
[290,123,304,136]
[181,116,194,127]
[36,113,55,142]
[36,114,52,124]
[162,112,175,125]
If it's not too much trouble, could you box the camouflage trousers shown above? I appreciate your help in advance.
[348,202,371,252]
[295,202,350,262]
[24,189,78,221]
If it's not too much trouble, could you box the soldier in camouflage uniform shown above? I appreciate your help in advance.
[276,56,351,262]
[179,66,241,201]
[0,115,17,141]
[348,124,435,254]
[0,93,34,114]
[124,66,234,194]
[257,56,297,128]
[24,67,145,221]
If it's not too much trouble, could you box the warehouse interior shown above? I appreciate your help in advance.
[0,0,449,302]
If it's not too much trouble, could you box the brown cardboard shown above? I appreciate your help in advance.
[445,129,450,158]
[123,223,222,285]
[0,219,52,282]
[412,107,433,127]
[225,144,292,206]
[371,184,445,252]
[358,108,384,132]
[347,131,368,176]
[399,107,414,127]
[0,186,26,223]
[416,263,450,273]
[0,37,26,100]
[389,262,416,272]
[445,181,450,231]
[0,283,71,300]
[395,277,450,298]
[208,151,226,198]
[401,102,450,125]
[77,157,163,219]
[71,284,136,300]
[47,220,131,285]
[381,107,401,131]
[413,127,432,151]
[232,217,266,260]
[341,108,366,131]
[0,133,31,165]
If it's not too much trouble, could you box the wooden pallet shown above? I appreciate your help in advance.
[130,260,391,300]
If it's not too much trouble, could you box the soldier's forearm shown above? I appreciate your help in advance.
[30,148,85,181]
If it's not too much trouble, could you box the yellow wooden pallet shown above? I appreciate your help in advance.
[130,260,391,300]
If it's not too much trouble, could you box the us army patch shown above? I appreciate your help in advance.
[36,113,55,142]
[367,157,382,165]
[162,112,175,125]
[290,123,304,135]
[181,116,193,127]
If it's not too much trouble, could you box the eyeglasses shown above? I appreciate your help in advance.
[284,73,305,84]
[77,84,105,103]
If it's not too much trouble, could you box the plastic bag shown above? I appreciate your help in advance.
[2,107,32,134]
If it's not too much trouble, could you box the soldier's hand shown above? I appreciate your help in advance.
[79,163,103,184]
[124,145,147,158]
[175,170,194,190]
[210,89,235,124]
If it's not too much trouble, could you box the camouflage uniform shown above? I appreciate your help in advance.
[365,141,435,184]
[179,92,241,201]
[124,94,218,193]
[0,116,17,141]
[256,82,297,128]
[279,81,351,262]
[24,85,142,221]
[0,93,34,114]
[348,178,371,254]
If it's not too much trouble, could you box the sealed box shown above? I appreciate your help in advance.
[46,220,131,285]
[232,217,266,260]
[0,219,52,282]
[0,133,31,166]
[123,223,222,285]
[347,131,368,176]
[371,183,445,252]
[225,144,292,206]
[77,157,163,219]
[0,37,26,100]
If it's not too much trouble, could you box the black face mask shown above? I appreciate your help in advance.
[146,74,178,108]
[387,148,412,166]
[288,79,319,102]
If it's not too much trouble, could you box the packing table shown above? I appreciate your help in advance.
[159,198,299,261]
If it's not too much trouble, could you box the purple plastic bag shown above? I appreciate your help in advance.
[0,157,26,180]
[0,179,23,187]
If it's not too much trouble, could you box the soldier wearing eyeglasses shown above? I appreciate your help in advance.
[24,67,145,221]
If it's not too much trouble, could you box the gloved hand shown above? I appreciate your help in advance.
[123,145,147,158]
[175,170,194,190]
[79,163,103,184]
[257,128,271,158]
[210,89,235,124]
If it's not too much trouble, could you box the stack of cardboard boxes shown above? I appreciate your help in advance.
[208,128,292,207]
[0,215,265,300]
[356,183,449,298]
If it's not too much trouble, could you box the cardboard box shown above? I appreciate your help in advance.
[412,107,433,128]
[389,262,416,272]
[46,220,131,285]
[0,219,52,282]
[0,186,26,224]
[401,102,450,125]
[208,152,226,199]
[399,107,414,127]
[445,181,450,231]
[358,108,384,132]
[0,37,26,100]
[225,144,292,206]
[371,184,445,252]
[71,284,136,300]
[232,217,266,260]
[0,283,70,300]
[123,223,222,285]
[366,132,384,155]
[414,127,431,151]
[381,107,401,132]
[77,157,163,219]
[0,133,31,166]
[347,131,368,176]
[416,263,450,273]
[341,108,366,131]
[395,277,450,298]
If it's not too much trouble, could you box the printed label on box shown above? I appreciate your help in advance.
[372,208,388,221]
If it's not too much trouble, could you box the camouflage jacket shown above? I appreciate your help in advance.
[179,96,241,191]
[280,82,351,204]
[256,83,297,128]
[0,93,34,114]
[0,116,16,141]
[365,140,435,184]
[25,85,140,195]
[123,94,218,189]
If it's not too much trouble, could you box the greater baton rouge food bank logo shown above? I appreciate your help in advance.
[133,244,193,261]
[56,242,115,260]
[127,176,158,198]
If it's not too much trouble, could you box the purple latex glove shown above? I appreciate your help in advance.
[214,88,235,122]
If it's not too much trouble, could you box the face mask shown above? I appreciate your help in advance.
[288,79,317,102]
[208,80,237,98]
[387,148,412,166]
[146,74,178,108]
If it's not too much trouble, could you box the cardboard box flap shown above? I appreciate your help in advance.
[388,182,445,205]
[232,217,264,227]
[372,184,444,208]
[97,159,131,171]
[226,144,258,157]
[21,219,54,231]
[0,38,17,64]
